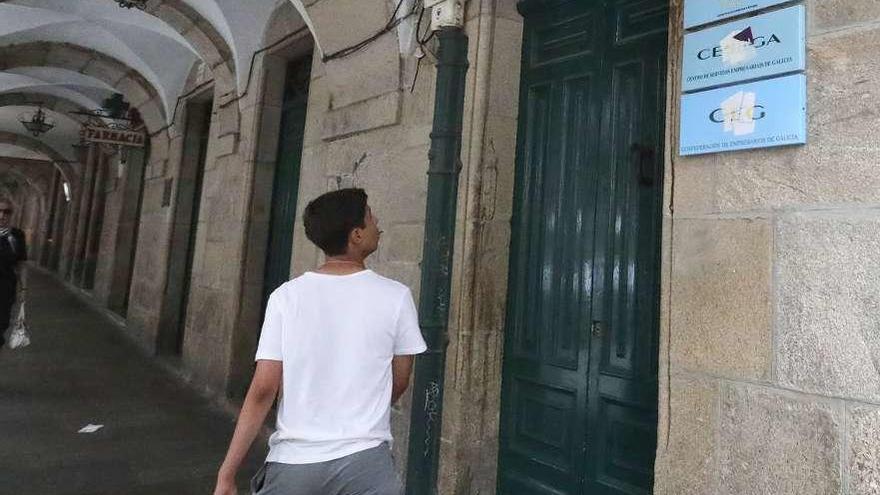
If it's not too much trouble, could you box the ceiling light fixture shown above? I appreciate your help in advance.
[18,105,55,137]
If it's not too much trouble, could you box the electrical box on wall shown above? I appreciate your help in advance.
[425,0,464,30]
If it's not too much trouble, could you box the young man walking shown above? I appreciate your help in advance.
[214,188,426,495]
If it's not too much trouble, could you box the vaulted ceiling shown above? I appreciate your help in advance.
[0,0,286,170]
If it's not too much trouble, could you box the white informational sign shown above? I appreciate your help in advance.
[682,6,806,92]
[684,0,791,29]
[679,74,807,156]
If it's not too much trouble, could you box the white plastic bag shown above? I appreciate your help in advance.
[7,302,29,349]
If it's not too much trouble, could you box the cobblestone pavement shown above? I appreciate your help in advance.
[0,268,266,494]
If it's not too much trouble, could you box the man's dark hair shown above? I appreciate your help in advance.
[303,188,368,256]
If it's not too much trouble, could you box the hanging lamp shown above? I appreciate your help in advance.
[18,105,55,137]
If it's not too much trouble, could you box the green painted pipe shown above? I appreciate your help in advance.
[405,26,469,495]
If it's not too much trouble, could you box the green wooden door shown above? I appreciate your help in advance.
[499,1,667,493]
[262,55,312,310]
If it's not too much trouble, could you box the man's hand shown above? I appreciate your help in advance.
[213,360,281,495]
[212,471,237,495]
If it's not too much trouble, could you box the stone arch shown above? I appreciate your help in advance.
[285,1,325,54]
[0,92,118,132]
[286,0,409,58]
[0,93,90,117]
[263,1,312,47]
[0,91,117,140]
[0,159,52,222]
[144,0,236,91]
[0,42,166,134]
[143,0,241,140]
[0,159,53,199]
[0,161,53,261]
[284,0,406,116]
[0,131,79,203]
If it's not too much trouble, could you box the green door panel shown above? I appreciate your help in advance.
[499,1,667,493]
[262,55,312,311]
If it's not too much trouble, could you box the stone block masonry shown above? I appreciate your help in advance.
[655,1,880,493]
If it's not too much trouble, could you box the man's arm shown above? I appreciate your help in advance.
[392,355,414,405]
[214,360,282,495]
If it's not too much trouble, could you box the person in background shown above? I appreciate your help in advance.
[0,200,27,350]
[213,188,427,495]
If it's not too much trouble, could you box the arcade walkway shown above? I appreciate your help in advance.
[0,267,266,494]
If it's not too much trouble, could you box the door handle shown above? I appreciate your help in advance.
[631,144,655,186]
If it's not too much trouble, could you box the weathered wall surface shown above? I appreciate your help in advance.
[127,113,189,352]
[126,1,438,455]
[94,149,146,314]
[435,1,522,493]
[127,78,244,392]
[94,153,126,307]
[0,158,53,261]
[654,1,880,493]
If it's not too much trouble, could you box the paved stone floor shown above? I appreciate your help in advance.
[0,268,266,494]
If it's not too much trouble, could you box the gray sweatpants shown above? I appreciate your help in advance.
[251,443,403,495]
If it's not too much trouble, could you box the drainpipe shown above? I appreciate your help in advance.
[406,1,468,494]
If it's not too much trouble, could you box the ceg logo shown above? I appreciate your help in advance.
[709,91,766,136]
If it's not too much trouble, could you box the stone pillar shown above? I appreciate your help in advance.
[48,172,67,271]
[70,144,98,283]
[17,195,30,257]
[11,200,22,228]
[80,149,109,289]
[28,195,43,259]
[58,192,76,276]
[39,169,60,267]
[107,147,145,313]
[60,147,90,277]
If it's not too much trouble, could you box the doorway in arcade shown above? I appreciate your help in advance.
[498,1,669,493]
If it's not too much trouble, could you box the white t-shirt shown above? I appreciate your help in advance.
[255,269,427,464]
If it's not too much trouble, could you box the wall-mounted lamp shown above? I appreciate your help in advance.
[117,145,129,179]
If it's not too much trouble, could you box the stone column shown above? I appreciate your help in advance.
[11,198,22,228]
[107,147,145,313]
[58,194,77,276]
[48,171,67,271]
[60,147,90,277]
[70,144,98,283]
[80,148,109,289]
[38,169,60,267]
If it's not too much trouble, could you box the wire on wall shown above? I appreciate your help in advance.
[148,25,311,138]
[150,0,429,137]
[322,0,417,62]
